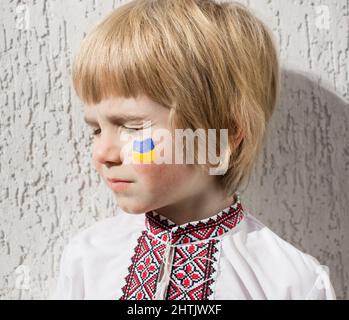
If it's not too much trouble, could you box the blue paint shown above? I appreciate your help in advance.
[133,138,155,153]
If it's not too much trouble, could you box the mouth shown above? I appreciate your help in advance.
[106,178,133,192]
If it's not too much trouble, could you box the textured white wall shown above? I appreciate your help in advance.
[0,0,348,299]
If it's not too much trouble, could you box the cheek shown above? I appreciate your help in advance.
[133,163,188,192]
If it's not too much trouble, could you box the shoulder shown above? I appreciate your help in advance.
[60,208,145,273]
[50,209,145,299]
[224,211,335,299]
[68,208,145,249]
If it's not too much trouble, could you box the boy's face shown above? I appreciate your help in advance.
[84,94,213,214]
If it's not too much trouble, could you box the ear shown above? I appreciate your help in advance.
[229,127,244,153]
[235,127,244,148]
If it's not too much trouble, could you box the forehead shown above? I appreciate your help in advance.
[83,95,165,119]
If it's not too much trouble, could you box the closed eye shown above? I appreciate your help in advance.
[91,125,147,136]
[92,127,144,136]
[122,126,144,131]
[122,121,152,132]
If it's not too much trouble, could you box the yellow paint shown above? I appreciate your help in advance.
[132,150,157,163]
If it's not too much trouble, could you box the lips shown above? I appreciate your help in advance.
[107,178,132,183]
[106,177,133,192]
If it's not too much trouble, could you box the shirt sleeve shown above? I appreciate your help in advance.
[48,238,85,300]
[304,263,336,300]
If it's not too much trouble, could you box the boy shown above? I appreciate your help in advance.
[51,0,336,299]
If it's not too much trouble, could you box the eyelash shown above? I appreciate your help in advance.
[91,126,144,136]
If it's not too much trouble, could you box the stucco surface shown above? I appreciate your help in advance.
[0,0,348,299]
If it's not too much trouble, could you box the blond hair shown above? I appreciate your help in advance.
[72,0,280,197]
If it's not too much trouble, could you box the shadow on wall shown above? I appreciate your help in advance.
[244,68,349,299]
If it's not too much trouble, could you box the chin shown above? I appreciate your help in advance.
[117,201,150,214]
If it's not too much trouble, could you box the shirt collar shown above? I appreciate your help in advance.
[145,192,245,245]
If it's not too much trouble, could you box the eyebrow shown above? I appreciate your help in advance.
[83,114,147,126]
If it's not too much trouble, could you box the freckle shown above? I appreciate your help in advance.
[133,163,156,173]
[133,163,167,175]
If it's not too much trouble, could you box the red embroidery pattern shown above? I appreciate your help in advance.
[120,232,167,300]
[146,198,244,245]
[120,192,244,300]
[165,240,219,300]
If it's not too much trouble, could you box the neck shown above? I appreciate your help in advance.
[153,184,236,225]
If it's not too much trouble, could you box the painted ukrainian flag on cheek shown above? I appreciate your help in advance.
[132,137,157,163]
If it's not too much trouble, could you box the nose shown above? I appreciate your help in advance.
[93,130,123,165]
